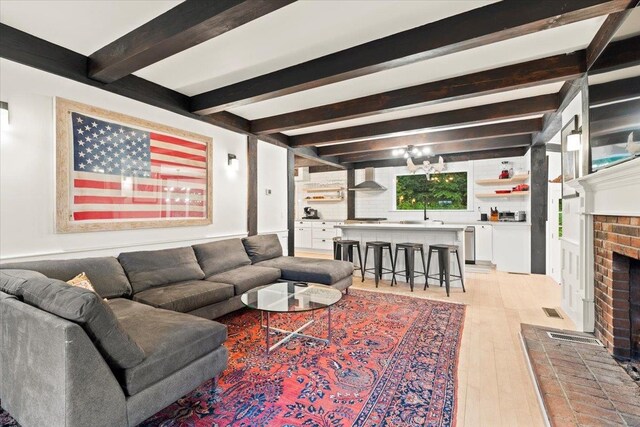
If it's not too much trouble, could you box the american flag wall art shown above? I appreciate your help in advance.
[56,98,212,233]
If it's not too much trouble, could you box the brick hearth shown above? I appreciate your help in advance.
[593,215,640,359]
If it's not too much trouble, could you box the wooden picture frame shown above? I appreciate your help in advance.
[561,115,579,199]
[56,98,213,233]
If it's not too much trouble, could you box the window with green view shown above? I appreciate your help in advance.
[396,172,468,210]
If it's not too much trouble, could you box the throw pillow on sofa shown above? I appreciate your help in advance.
[66,271,97,292]
[241,234,283,264]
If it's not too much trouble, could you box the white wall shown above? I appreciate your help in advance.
[0,59,250,261]
[352,156,530,222]
[295,170,347,220]
[257,140,288,234]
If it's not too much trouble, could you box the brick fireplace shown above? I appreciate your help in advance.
[593,215,640,359]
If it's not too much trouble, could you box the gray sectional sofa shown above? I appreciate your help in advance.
[0,234,353,427]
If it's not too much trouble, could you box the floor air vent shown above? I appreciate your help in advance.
[546,332,603,346]
[542,307,563,319]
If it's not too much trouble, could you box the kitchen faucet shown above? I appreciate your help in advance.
[423,195,429,221]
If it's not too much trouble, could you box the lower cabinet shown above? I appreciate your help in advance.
[294,227,312,248]
[294,221,343,251]
[475,224,493,261]
[312,238,334,251]
[492,225,531,274]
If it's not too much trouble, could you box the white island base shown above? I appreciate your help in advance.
[336,223,466,288]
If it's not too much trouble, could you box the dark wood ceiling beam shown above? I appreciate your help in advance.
[338,135,532,163]
[533,78,586,145]
[0,23,290,148]
[590,75,640,106]
[293,147,345,170]
[586,1,639,70]
[190,0,629,114]
[251,52,585,134]
[290,94,558,147]
[88,0,295,83]
[590,34,640,74]
[345,146,530,169]
[317,118,541,156]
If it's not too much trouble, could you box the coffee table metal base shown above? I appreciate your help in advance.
[261,307,332,354]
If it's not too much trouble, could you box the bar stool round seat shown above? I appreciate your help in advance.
[392,242,427,292]
[363,241,395,288]
[425,244,466,297]
[333,238,364,279]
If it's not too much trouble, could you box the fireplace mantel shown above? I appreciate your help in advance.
[574,157,640,216]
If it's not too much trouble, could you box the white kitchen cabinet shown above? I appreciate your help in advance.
[492,225,530,274]
[294,220,344,250]
[312,237,334,251]
[294,227,313,248]
[475,224,493,261]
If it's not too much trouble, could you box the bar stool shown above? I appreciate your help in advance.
[363,241,395,287]
[392,243,427,292]
[333,238,364,278]
[425,244,466,297]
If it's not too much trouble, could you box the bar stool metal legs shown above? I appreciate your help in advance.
[333,239,364,278]
[363,242,395,287]
[425,244,466,296]
[392,243,427,292]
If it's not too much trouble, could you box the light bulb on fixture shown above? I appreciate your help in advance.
[411,146,419,155]
[403,152,409,159]
[422,147,431,155]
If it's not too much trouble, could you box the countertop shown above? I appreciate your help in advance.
[452,221,531,227]
[336,223,465,231]
[296,218,346,222]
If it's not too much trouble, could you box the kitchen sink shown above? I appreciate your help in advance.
[395,220,445,225]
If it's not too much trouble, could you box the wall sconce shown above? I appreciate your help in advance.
[227,153,237,166]
[0,101,8,128]
[566,116,582,152]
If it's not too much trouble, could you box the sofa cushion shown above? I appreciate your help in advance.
[206,265,281,295]
[192,238,251,277]
[107,298,227,396]
[0,269,145,370]
[132,280,234,313]
[0,269,46,295]
[241,234,283,264]
[256,256,353,285]
[0,257,132,298]
[118,247,205,293]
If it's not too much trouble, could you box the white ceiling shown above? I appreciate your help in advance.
[230,17,604,122]
[0,0,633,142]
[0,0,181,55]
[285,82,564,136]
[134,0,497,95]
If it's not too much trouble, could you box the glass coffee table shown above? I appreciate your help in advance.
[241,281,343,354]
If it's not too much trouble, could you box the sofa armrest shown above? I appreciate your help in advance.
[1,297,127,427]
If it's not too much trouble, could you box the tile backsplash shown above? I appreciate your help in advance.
[296,154,530,222]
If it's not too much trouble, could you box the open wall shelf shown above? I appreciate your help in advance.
[476,174,530,185]
[303,187,345,192]
[304,197,344,202]
[476,191,529,198]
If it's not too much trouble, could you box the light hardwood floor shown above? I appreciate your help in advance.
[296,251,576,427]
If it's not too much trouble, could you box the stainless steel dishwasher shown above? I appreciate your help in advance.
[465,226,475,264]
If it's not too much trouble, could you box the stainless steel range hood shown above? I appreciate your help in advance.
[348,167,386,191]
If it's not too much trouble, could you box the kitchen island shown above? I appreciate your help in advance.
[336,223,466,287]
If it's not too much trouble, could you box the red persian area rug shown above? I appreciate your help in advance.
[0,290,465,427]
